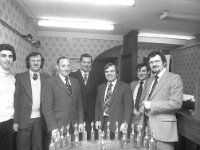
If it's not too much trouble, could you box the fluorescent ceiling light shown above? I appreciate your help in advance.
[160,11,200,22]
[54,0,135,6]
[138,32,195,40]
[38,18,114,31]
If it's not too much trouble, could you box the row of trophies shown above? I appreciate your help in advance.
[49,122,157,150]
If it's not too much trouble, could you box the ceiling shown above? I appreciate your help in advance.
[17,0,200,38]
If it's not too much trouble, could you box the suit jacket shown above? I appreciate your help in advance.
[42,75,84,132]
[14,71,47,129]
[144,71,183,142]
[95,80,133,132]
[70,70,98,121]
[130,79,150,125]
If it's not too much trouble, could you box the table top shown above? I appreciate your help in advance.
[59,140,139,150]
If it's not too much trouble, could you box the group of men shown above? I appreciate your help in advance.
[0,43,183,150]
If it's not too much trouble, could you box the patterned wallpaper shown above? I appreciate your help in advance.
[171,44,200,95]
[0,0,37,74]
[38,36,123,74]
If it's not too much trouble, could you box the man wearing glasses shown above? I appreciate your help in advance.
[143,51,183,150]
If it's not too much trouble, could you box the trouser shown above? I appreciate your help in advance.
[17,118,42,150]
[0,119,13,150]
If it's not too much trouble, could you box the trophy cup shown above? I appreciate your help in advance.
[121,122,128,149]
[106,121,110,140]
[59,126,65,148]
[54,130,60,150]
[65,124,71,146]
[97,122,102,141]
[149,130,157,150]
[143,127,149,150]
[74,123,79,143]
[114,122,119,141]
[82,122,87,142]
[130,123,136,147]
[136,125,143,149]
[91,122,95,142]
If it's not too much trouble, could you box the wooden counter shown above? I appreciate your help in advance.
[176,109,200,147]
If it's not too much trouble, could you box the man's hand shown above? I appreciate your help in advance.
[144,101,151,110]
[13,123,18,132]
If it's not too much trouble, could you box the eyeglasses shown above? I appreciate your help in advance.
[148,60,162,65]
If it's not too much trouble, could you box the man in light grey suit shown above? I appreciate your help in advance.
[130,63,150,127]
[143,51,183,150]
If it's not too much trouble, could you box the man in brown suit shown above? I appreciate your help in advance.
[42,57,84,138]
[95,63,133,139]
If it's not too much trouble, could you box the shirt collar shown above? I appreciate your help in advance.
[29,70,40,77]
[156,68,166,79]
[81,70,89,77]
[107,78,117,87]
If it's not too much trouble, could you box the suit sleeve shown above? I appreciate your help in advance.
[14,74,20,124]
[123,84,134,124]
[41,79,57,131]
[150,74,183,113]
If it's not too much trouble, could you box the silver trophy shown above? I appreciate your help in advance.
[65,124,71,146]
[136,125,143,149]
[91,122,95,141]
[149,130,157,150]
[106,121,110,140]
[115,122,119,141]
[74,123,79,143]
[143,127,149,149]
[121,122,128,149]
[97,122,102,141]
[82,122,87,142]
[59,126,65,148]
[130,123,136,147]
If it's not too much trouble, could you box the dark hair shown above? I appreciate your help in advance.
[137,63,150,72]
[26,52,44,69]
[104,63,119,74]
[147,51,167,66]
[57,56,70,65]
[0,44,16,61]
[80,53,93,62]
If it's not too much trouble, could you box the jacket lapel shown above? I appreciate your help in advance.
[150,71,169,100]
[22,71,32,99]
[55,75,72,96]
[108,81,120,107]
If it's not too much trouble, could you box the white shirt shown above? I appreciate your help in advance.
[0,67,15,122]
[29,70,41,118]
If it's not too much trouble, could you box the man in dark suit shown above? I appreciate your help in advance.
[130,63,150,127]
[143,51,183,150]
[95,63,133,139]
[70,53,98,140]
[14,52,47,150]
[42,57,84,138]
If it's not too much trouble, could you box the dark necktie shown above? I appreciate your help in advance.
[33,73,38,80]
[103,83,113,115]
[65,77,72,95]
[83,73,88,85]
[135,81,143,111]
[148,75,159,100]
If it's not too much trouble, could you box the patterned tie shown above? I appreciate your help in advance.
[33,73,38,80]
[83,73,88,85]
[103,83,113,115]
[65,77,72,95]
[135,81,143,111]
